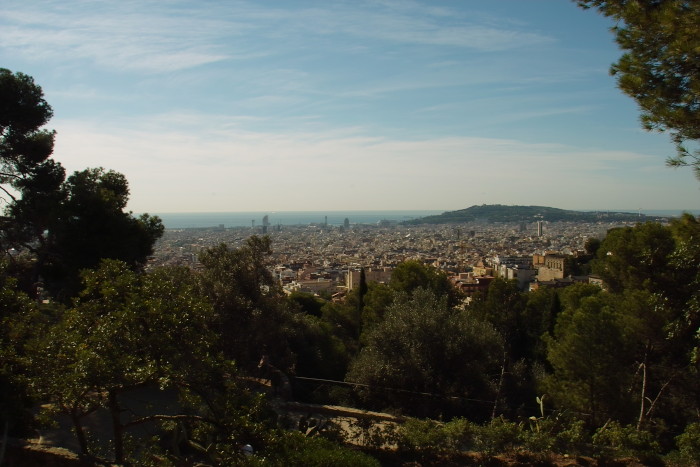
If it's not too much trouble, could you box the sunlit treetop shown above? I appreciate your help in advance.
[577,0,700,178]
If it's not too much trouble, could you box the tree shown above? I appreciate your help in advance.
[0,261,41,438]
[358,281,394,333]
[357,267,368,310]
[347,288,503,419]
[25,260,227,463]
[198,236,295,372]
[0,69,66,272]
[592,222,677,296]
[522,286,563,363]
[389,260,461,306]
[576,1,700,178]
[0,70,163,300]
[469,279,531,416]
[471,278,528,359]
[544,291,636,427]
[0,68,58,203]
[41,168,163,298]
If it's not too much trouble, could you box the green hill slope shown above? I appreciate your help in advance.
[403,204,646,224]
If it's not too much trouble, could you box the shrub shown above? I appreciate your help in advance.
[592,421,661,461]
[397,417,479,454]
[253,431,381,467]
[474,417,521,455]
[520,415,590,456]
[672,422,700,464]
[398,418,451,453]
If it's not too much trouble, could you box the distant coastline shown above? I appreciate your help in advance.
[149,210,443,229]
[145,208,699,229]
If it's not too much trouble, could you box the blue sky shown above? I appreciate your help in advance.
[1,0,698,213]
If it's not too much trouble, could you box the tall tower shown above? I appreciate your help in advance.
[537,221,543,237]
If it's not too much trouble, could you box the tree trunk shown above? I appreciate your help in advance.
[491,351,507,420]
[70,409,89,455]
[108,390,125,464]
[637,361,647,431]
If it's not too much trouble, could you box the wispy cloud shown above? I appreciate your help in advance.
[1,0,553,75]
[51,114,668,212]
[1,2,235,73]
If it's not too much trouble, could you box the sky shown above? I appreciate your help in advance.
[1,0,698,214]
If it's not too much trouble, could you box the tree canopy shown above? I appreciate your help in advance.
[0,69,163,300]
[0,68,57,202]
[347,288,503,419]
[577,0,700,178]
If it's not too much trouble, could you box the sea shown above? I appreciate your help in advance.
[147,209,700,230]
[151,211,443,229]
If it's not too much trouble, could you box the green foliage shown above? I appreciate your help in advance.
[520,415,590,456]
[585,237,602,256]
[287,291,325,317]
[397,413,591,458]
[319,301,361,356]
[577,1,700,178]
[341,281,394,341]
[357,267,368,312]
[399,418,457,453]
[250,431,381,467]
[0,262,39,436]
[389,260,460,306]
[347,288,503,419]
[593,222,676,295]
[406,204,644,224]
[557,282,604,312]
[469,279,536,415]
[585,219,700,429]
[24,260,226,462]
[398,417,477,454]
[0,68,57,197]
[0,70,163,301]
[198,236,295,371]
[544,291,636,426]
[592,421,662,461]
[471,278,528,358]
[672,422,700,464]
[43,168,163,299]
[668,214,700,347]
[473,417,521,455]
[287,314,350,384]
[522,286,561,362]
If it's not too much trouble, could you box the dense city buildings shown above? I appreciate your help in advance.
[149,217,652,295]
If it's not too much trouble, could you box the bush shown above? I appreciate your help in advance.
[397,414,592,459]
[671,422,700,464]
[398,418,447,453]
[474,417,521,455]
[592,421,661,461]
[520,415,590,456]
[252,430,380,467]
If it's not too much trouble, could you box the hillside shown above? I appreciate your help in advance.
[403,204,648,224]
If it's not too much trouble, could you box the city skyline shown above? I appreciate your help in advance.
[1,0,698,213]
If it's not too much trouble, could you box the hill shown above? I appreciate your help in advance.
[403,204,648,224]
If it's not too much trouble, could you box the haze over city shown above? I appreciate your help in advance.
[1,0,697,213]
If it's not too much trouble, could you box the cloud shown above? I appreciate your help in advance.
[0,0,554,75]
[0,2,234,73]
[49,113,675,212]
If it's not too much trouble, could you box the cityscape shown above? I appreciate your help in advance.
[2,0,699,465]
[150,211,651,297]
